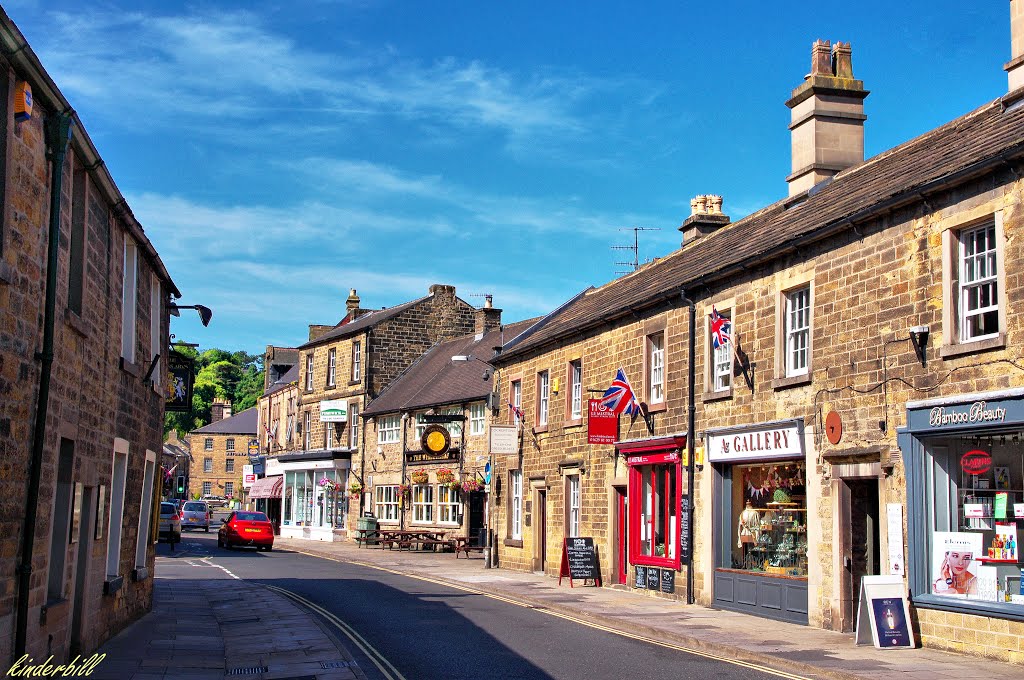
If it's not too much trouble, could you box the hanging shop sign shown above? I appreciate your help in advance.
[706,420,804,463]
[243,465,255,488]
[248,439,260,456]
[165,351,195,413]
[587,399,618,444]
[960,450,992,476]
[489,424,518,455]
[319,400,348,423]
[14,81,32,121]
[421,424,451,455]
[422,414,466,423]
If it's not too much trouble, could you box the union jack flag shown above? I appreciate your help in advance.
[710,306,731,350]
[508,401,524,423]
[600,368,640,416]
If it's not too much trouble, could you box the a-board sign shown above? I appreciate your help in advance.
[558,537,601,587]
[646,566,660,591]
[680,495,691,563]
[661,568,675,593]
[635,565,647,589]
[854,575,915,649]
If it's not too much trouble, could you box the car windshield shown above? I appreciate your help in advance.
[234,512,268,522]
[183,503,206,512]
[160,503,176,514]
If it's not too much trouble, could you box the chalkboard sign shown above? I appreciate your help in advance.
[680,495,691,563]
[558,537,602,587]
[661,568,675,593]
[646,566,660,591]
[635,565,647,589]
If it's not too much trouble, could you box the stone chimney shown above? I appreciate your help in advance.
[346,288,361,319]
[475,295,502,335]
[785,40,869,197]
[679,194,730,246]
[211,398,232,423]
[308,324,334,342]
[1007,0,1024,92]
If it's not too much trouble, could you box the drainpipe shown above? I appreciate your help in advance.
[679,289,697,605]
[399,414,407,530]
[15,111,74,657]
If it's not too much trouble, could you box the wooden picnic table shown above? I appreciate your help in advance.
[376,529,452,551]
[451,535,486,558]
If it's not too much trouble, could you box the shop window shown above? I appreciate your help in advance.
[351,341,361,381]
[647,333,665,405]
[628,451,682,569]
[226,459,235,473]
[376,485,400,522]
[305,354,314,390]
[412,485,434,523]
[537,371,549,427]
[569,361,583,421]
[470,402,486,435]
[724,461,807,576]
[438,486,461,525]
[378,415,400,444]
[327,348,337,387]
[957,222,1000,343]
[782,285,811,378]
[509,470,523,539]
[567,475,581,538]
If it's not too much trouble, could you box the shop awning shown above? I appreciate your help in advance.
[249,475,283,499]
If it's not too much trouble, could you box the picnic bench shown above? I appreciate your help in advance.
[354,528,380,547]
[452,535,486,558]
[374,529,454,551]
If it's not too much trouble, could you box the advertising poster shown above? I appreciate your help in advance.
[870,598,912,647]
[931,532,983,597]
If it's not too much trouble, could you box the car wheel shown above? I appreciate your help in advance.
[217,536,222,548]
[265,546,273,552]
[204,526,209,533]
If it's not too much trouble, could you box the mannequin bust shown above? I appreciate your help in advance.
[738,500,761,548]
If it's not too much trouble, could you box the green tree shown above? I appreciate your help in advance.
[163,343,264,437]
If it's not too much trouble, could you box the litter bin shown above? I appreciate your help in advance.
[357,515,378,545]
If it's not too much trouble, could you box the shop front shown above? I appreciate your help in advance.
[900,388,1024,626]
[276,451,351,542]
[708,419,809,624]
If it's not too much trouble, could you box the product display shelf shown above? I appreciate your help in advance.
[748,502,808,577]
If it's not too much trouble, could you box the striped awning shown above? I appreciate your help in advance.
[248,475,283,499]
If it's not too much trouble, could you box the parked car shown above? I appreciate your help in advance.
[202,495,227,508]
[181,500,211,532]
[217,510,274,551]
[158,502,182,547]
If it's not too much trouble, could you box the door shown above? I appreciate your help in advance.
[534,489,547,573]
[841,478,880,632]
[468,492,486,543]
[616,487,628,585]
[70,486,96,656]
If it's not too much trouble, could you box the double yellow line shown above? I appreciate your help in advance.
[283,550,811,680]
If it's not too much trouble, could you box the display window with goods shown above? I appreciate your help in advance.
[620,437,687,571]
[728,461,808,577]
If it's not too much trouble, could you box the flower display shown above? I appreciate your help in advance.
[348,481,363,498]
[318,477,338,491]
[399,483,412,498]
[410,470,429,485]
[460,479,482,493]
[436,467,456,484]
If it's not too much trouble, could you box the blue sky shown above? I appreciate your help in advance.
[4,1,1008,354]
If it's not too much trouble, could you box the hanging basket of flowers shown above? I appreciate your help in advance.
[436,467,456,485]
[410,470,429,485]
[318,477,339,492]
[398,483,412,499]
[460,479,482,493]
[348,481,363,498]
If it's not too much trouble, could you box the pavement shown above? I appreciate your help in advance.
[90,574,366,680]
[275,536,1022,680]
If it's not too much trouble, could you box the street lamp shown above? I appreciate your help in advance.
[169,303,213,327]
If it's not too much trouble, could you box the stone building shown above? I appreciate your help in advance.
[161,431,192,502]
[359,302,533,543]
[491,4,1024,662]
[276,284,477,542]
[188,404,258,504]
[0,9,177,664]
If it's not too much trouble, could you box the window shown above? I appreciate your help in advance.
[378,415,400,444]
[68,164,87,316]
[569,361,583,421]
[204,458,213,473]
[305,354,314,390]
[958,222,999,342]
[784,286,811,377]
[204,437,213,451]
[326,422,335,449]
[648,333,665,405]
[121,237,138,361]
[304,411,311,450]
[106,440,130,578]
[226,438,235,452]
[226,459,235,473]
[470,403,486,435]
[349,402,360,448]
[567,475,580,538]
[417,409,462,441]
[412,485,434,523]
[628,451,682,569]
[511,380,522,426]
[438,486,461,525]
[375,485,400,522]
[225,482,234,498]
[509,470,523,540]
[135,451,157,570]
[202,481,212,496]
[352,341,361,381]
[725,461,807,576]
[149,273,161,389]
[537,371,549,427]
[711,308,732,392]
[327,348,336,387]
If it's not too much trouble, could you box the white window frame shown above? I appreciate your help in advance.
[784,286,811,377]
[121,238,138,361]
[226,458,235,473]
[204,458,213,473]
[326,422,335,449]
[470,403,486,435]
[958,222,999,343]
[304,411,312,450]
[204,437,213,451]
[415,411,429,440]
[570,361,583,420]
[512,380,522,427]
[510,470,523,540]
[567,474,581,538]
[438,485,461,525]
[224,482,234,498]
[352,341,361,381]
[378,415,400,444]
[226,438,235,452]
[105,439,130,578]
[349,402,360,448]
[538,371,549,426]
[375,485,400,522]
[202,481,212,496]
[648,333,665,404]
[305,354,314,390]
[412,484,434,524]
[327,348,337,387]
[149,273,161,390]
[712,309,732,392]
[135,450,157,569]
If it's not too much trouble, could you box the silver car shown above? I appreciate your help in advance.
[181,501,211,532]
[158,502,182,547]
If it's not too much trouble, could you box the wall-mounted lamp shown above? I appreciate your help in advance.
[909,325,929,366]
[169,303,213,327]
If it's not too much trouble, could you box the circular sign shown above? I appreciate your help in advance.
[960,450,992,475]
[421,424,451,455]
[825,411,843,445]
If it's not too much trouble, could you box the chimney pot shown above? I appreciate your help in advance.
[811,39,832,76]
[1006,0,1024,92]
[832,42,853,79]
[679,195,730,246]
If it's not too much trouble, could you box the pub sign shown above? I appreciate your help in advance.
[165,350,194,413]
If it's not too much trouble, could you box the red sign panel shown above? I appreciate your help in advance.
[587,399,618,444]
[961,450,992,475]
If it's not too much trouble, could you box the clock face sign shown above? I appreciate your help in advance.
[825,411,843,445]
[421,424,451,455]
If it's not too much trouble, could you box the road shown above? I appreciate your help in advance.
[156,514,802,680]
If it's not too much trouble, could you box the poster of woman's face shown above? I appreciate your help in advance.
[932,532,982,597]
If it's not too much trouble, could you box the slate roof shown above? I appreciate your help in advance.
[191,406,259,435]
[263,363,299,397]
[500,96,1024,361]
[362,318,538,417]
[296,296,429,350]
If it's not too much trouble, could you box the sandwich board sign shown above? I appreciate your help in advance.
[854,575,914,648]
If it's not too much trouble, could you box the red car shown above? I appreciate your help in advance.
[217,510,275,551]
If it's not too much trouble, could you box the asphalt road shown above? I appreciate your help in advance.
[156,517,793,680]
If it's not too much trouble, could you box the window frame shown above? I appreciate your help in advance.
[566,474,581,538]
[510,379,522,427]
[120,237,138,362]
[438,485,461,526]
[568,360,583,423]
[204,438,213,451]
[411,484,434,524]
[304,411,311,450]
[305,354,314,391]
[378,415,400,444]
[149,273,161,390]
[773,274,814,389]
[536,370,549,428]
[957,221,1000,344]
[627,451,682,570]
[784,286,810,377]
[226,438,235,452]
[202,481,212,496]
[224,482,234,498]
[470,402,486,435]
[327,348,337,387]
[204,458,213,473]
[509,470,523,540]
[106,440,130,579]
[349,402,360,448]
[351,341,362,382]
[225,458,235,473]
[706,304,734,397]
[647,332,666,406]
[375,485,400,523]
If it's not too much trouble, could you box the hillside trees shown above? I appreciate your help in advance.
[164,344,264,436]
